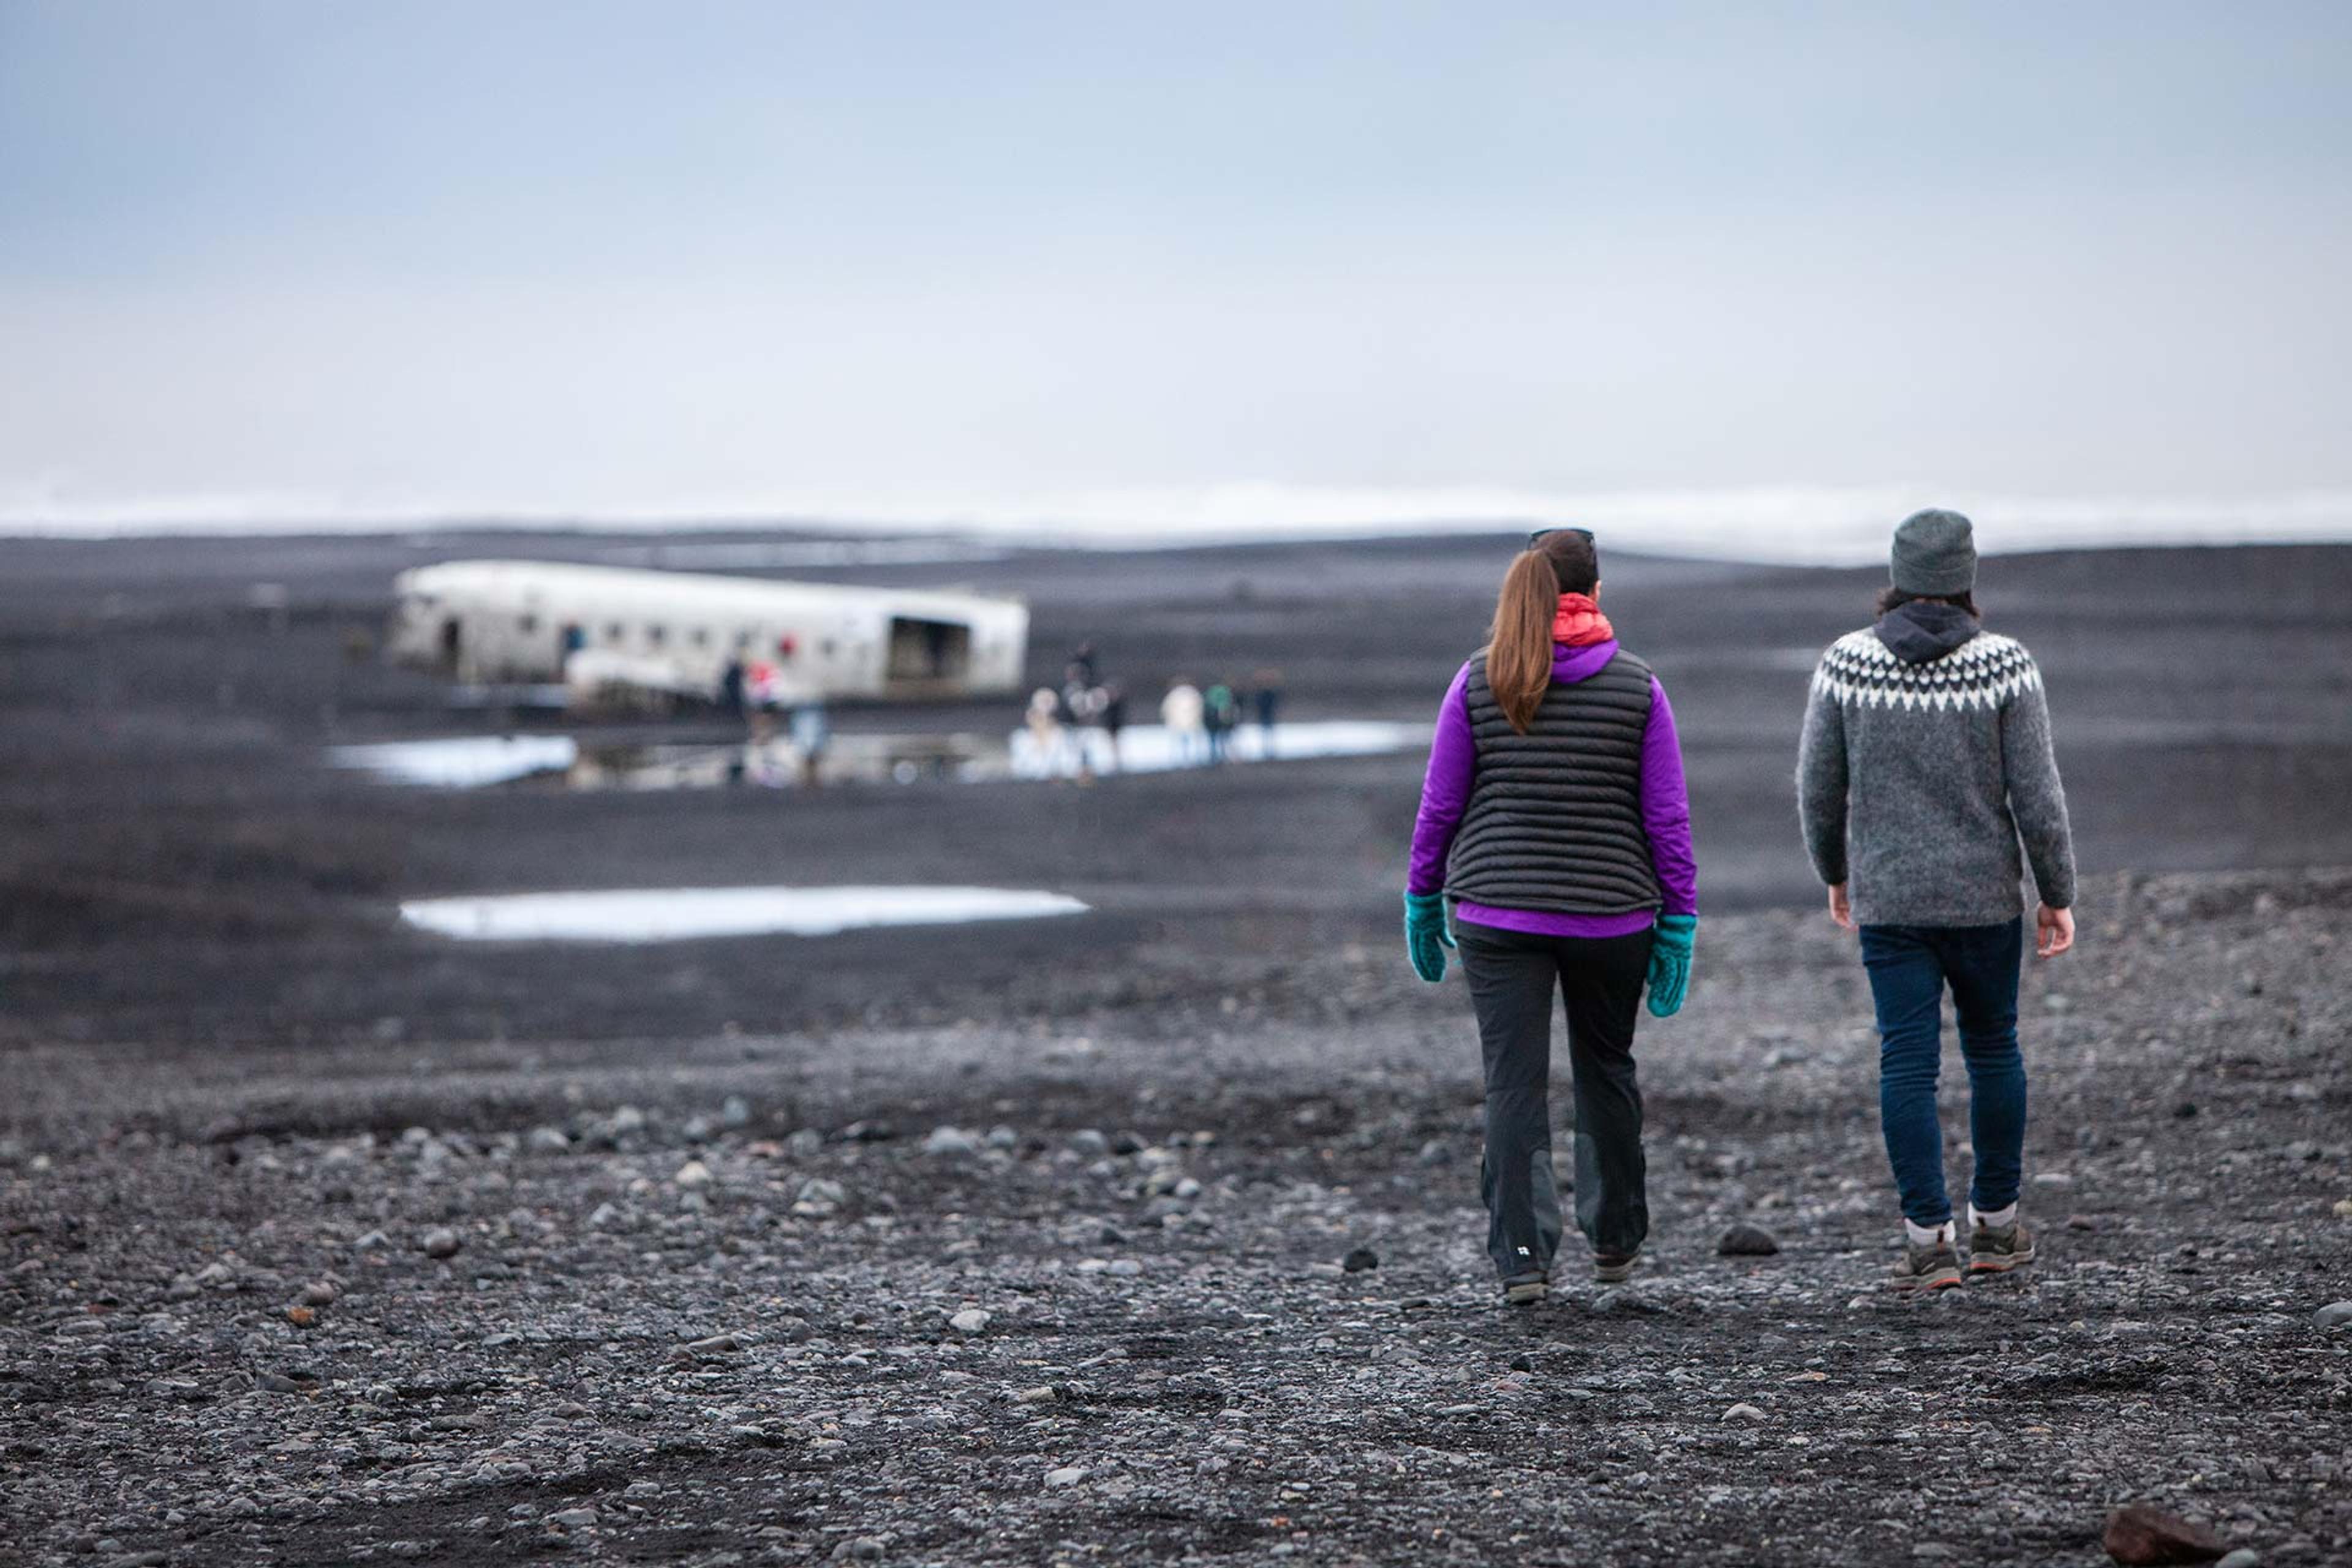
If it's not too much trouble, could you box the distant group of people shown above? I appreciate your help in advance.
[1020,644,1284,778]
[718,655,829,786]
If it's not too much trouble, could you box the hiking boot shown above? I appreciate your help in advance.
[1502,1271,1548,1306]
[1889,1234,1963,1292]
[1592,1249,1640,1284]
[1967,1216,2037,1274]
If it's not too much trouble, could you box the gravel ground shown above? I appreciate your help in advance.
[6,867,2350,1567]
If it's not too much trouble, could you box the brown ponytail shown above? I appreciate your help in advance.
[1483,529,1600,733]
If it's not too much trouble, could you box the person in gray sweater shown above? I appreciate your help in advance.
[1797,508,2077,1292]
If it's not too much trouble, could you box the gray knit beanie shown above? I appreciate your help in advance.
[1890,508,1977,597]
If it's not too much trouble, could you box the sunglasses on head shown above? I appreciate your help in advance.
[1527,526,1596,548]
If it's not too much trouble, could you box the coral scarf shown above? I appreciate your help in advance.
[1552,593,1614,646]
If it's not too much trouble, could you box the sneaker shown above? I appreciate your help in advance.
[1967,1216,2037,1274]
[1502,1271,1549,1306]
[1593,1250,1640,1284]
[1889,1234,1963,1292]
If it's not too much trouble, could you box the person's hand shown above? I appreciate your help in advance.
[1827,883,1855,931]
[1403,891,1456,984]
[1645,914,1697,1017]
[2035,903,2075,958]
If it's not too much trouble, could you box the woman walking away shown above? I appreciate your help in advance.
[1797,508,2077,1294]
[1405,528,1698,1305]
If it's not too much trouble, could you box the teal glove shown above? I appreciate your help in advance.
[1646,914,1697,1017]
[1404,891,1456,984]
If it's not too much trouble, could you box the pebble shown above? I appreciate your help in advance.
[1044,1466,1088,1488]
[721,1094,753,1128]
[672,1158,713,1188]
[1721,1403,1766,1423]
[298,1281,337,1306]
[1342,1245,1379,1273]
[1716,1223,1781,1256]
[545,1507,598,1528]
[419,1227,462,1259]
[2313,1300,2352,1330]
[949,1308,991,1334]
[2215,1551,2261,1568]
[924,1125,981,1156]
[1070,1129,1111,1156]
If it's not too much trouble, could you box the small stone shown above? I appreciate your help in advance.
[526,1126,571,1153]
[1717,1223,1781,1257]
[2173,1101,2198,1119]
[2214,1551,2261,1568]
[721,1094,753,1128]
[545,1507,598,1529]
[298,1280,337,1306]
[924,1125,981,1156]
[285,1305,315,1327]
[420,1227,462,1259]
[1106,1259,1143,1277]
[1044,1466,1088,1488]
[2101,1502,2226,1565]
[2332,1199,2352,1221]
[1721,1403,1767,1423]
[1012,1385,1057,1404]
[672,1158,713,1188]
[785,1127,824,1157]
[1417,1139,1449,1166]
[1342,1245,1379,1273]
[1070,1129,1110,1156]
[986,1124,1019,1149]
[1110,1130,1145,1155]
[354,1229,390,1250]
[2313,1300,2352,1330]
[949,1308,991,1334]
[835,1539,884,1562]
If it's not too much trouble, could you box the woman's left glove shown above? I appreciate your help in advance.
[1646,914,1697,1017]
[1403,891,1457,984]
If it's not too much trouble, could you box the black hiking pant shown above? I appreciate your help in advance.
[1456,921,1653,1279]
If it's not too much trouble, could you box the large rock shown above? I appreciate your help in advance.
[2103,1503,2226,1565]
[2313,1300,2352,1330]
[1717,1223,1780,1257]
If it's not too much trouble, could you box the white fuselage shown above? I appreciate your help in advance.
[386,560,1028,704]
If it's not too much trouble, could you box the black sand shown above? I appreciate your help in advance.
[2,532,2349,1566]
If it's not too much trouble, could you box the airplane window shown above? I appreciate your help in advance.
[689,628,709,647]
[777,635,797,659]
[647,625,667,646]
[519,614,538,634]
[606,622,625,643]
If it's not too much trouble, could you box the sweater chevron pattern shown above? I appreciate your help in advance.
[1812,629,2041,712]
[1797,622,2077,927]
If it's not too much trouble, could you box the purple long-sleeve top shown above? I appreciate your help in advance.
[1408,639,1698,937]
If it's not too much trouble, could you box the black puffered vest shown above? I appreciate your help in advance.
[1444,649,1662,915]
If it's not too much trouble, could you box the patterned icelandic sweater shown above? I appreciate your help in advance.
[1796,613,2076,927]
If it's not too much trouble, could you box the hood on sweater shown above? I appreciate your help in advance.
[1873,600,1979,665]
[1550,638,1621,684]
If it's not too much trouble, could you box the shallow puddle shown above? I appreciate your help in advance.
[337,721,1416,791]
[331,735,579,788]
[398,885,1090,942]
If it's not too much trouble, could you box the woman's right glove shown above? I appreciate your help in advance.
[1646,914,1697,1017]
[1403,891,1455,983]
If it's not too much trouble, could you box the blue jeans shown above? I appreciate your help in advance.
[1859,919,2027,1228]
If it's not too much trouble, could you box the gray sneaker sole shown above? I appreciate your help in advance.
[1504,1280,1549,1305]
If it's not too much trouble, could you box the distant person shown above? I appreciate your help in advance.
[1251,667,1283,755]
[1405,528,1697,1305]
[718,656,746,716]
[1027,687,1069,777]
[1202,680,1239,764]
[1798,508,2076,1294]
[790,701,831,787]
[1100,684,1128,771]
[1067,641,1099,687]
[1161,680,1205,767]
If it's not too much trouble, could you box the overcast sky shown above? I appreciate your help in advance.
[3,1,2348,532]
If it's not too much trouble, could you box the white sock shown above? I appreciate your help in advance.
[1970,1202,2018,1231]
[1904,1218,1956,1248]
